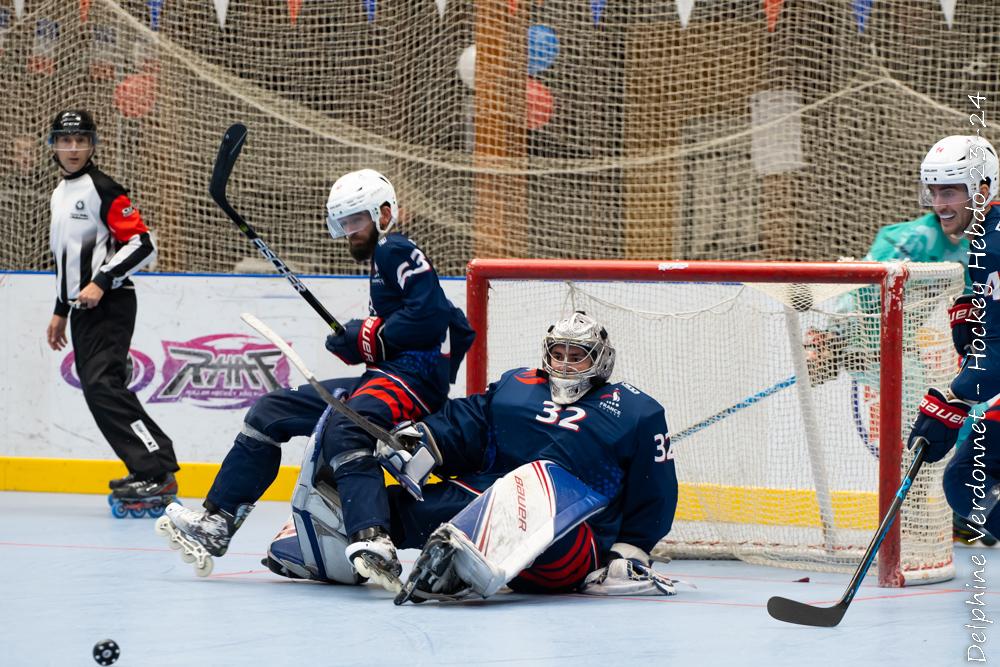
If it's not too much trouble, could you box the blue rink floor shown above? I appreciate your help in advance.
[0,492,991,666]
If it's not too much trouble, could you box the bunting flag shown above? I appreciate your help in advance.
[853,0,873,32]
[147,0,162,31]
[363,0,375,22]
[14,0,24,20]
[288,0,301,25]
[435,0,446,18]
[213,0,229,28]
[677,0,695,28]
[763,0,783,32]
[940,0,957,29]
[80,0,91,23]
[590,0,606,26]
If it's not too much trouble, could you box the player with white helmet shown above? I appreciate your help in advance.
[157,169,475,580]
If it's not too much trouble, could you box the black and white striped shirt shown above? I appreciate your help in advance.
[49,164,156,316]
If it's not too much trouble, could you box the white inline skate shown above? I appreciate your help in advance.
[155,502,253,577]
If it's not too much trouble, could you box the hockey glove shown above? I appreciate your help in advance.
[325,317,386,365]
[949,294,982,356]
[374,421,443,501]
[907,387,971,463]
[579,543,676,596]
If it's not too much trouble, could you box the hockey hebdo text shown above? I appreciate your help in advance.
[964,91,992,664]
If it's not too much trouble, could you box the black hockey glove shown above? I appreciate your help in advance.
[949,294,982,356]
[907,387,971,463]
[325,316,386,365]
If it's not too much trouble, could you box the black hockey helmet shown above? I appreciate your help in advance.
[48,109,98,145]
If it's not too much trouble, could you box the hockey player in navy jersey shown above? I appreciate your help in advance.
[905,136,1000,542]
[157,169,474,574]
[253,311,678,599]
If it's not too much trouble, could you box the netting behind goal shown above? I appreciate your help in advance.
[467,259,965,586]
[1,1,998,274]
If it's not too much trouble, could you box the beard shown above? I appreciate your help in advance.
[349,232,378,262]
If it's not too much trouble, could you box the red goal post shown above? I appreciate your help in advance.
[465,258,963,587]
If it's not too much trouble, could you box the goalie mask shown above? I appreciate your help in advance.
[325,169,399,240]
[542,311,615,405]
[919,135,999,207]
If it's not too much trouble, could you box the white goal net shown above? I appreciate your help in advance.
[468,259,964,585]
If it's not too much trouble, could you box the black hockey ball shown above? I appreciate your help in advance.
[93,639,120,665]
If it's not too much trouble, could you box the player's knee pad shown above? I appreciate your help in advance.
[427,461,608,599]
[267,407,360,584]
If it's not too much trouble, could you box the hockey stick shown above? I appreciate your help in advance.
[766,437,927,627]
[672,375,797,443]
[239,313,434,501]
[210,123,344,335]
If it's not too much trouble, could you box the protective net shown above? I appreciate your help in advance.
[1,1,998,274]
[473,260,964,584]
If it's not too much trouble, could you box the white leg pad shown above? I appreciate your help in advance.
[435,460,608,598]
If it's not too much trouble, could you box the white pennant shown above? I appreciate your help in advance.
[677,0,695,28]
[14,0,25,19]
[940,0,957,28]
[213,0,230,28]
[435,0,447,18]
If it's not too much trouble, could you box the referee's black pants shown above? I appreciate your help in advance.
[70,286,178,479]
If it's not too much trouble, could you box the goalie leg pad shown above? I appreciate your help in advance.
[268,408,361,584]
[400,461,608,601]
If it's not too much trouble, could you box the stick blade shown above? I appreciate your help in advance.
[209,123,248,204]
[766,596,847,627]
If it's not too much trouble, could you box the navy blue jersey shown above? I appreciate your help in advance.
[953,205,1000,402]
[368,233,473,388]
[424,368,678,556]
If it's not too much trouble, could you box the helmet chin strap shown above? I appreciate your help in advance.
[52,154,94,179]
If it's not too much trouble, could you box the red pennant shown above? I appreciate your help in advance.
[764,0,784,32]
[287,0,301,25]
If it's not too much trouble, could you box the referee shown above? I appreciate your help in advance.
[44,109,179,510]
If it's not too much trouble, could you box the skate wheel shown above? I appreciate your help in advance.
[129,508,146,519]
[147,505,165,519]
[110,503,128,519]
[154,516,171,536]
[194,557,214,577]
[106,493,115,507]
[93,638,120,665]
[180,550,196,563]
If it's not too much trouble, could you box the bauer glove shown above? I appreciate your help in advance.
[907,387,971,463]
[325,316,386,365]
[949,294,982,357]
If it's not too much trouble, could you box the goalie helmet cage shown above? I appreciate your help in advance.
[466,258,964,587]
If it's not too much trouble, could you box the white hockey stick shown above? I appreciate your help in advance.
[239,313,437,501]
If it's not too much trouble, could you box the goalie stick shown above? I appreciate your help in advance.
[209,123,344,335]
[766,437,927,627]
[240,313,438,501]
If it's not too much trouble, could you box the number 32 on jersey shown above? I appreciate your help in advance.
[534,400,586,431]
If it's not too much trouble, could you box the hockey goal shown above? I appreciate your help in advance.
[466,258,965,586]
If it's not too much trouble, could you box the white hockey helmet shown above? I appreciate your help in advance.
[920,135,999,206]
[542,311,616,405]
[325,169,398,239]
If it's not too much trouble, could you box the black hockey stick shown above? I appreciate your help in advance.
[209,123,344,335]
[766,437,927,627]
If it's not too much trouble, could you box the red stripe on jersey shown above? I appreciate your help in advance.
[106,194,148,242]
[367,378,418,419]
[352,388,404,422]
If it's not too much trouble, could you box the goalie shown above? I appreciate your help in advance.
[263,311,679,601]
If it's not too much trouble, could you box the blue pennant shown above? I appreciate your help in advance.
[853,0,874,32]
[590,0,606,26]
